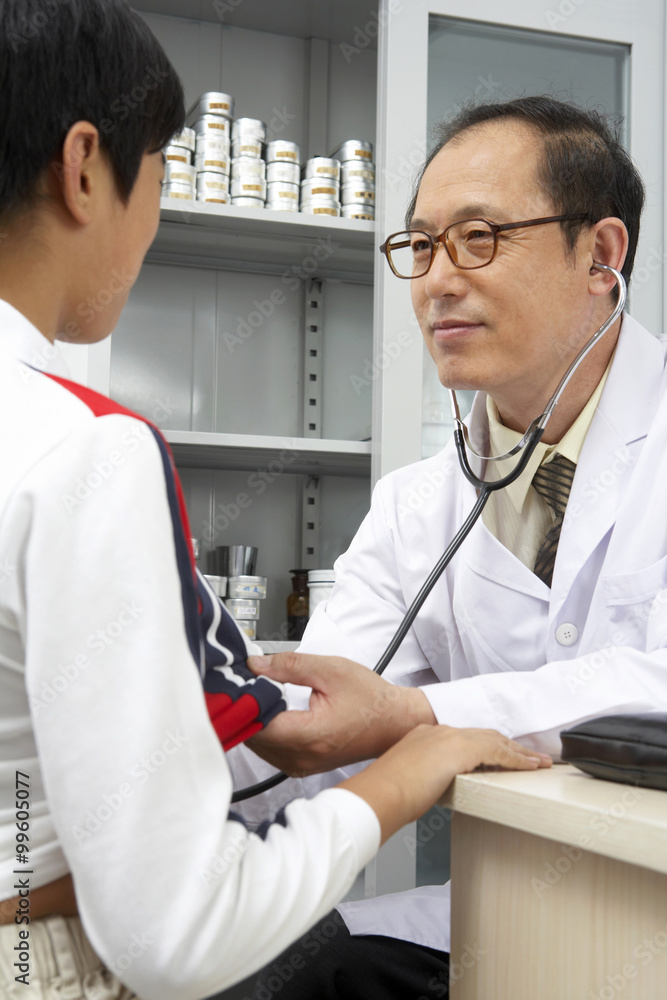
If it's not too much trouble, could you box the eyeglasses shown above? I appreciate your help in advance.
[379,214,588,278]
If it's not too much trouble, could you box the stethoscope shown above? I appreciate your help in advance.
[232,262,627,802]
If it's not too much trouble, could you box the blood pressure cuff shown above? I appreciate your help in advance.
[560,714,667,791]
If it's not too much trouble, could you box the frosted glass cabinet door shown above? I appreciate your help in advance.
[374,0,665,476]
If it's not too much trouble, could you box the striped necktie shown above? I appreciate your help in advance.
[532,455,577,588]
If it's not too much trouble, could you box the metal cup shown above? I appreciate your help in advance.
[217,545,258,577]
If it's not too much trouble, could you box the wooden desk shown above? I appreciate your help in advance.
[442,764,667,999]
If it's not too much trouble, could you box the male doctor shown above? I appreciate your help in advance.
[248,95,667,999]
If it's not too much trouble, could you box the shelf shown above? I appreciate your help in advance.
[147,200,376,282]
[164,430,371,477]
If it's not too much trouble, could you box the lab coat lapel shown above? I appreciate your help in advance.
[553,314,665,597]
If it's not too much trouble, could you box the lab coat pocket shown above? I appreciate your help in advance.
[601,554,667,652]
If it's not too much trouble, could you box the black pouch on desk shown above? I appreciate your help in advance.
[560,714,667,791]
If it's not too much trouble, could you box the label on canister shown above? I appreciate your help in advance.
[303,157,340,180]
[197,194,230,204]
[186,93,234,126]
[301,205,339,216]
[164,144,191,163]
[342,205,374,220]
[267,182,298,200]
[342,163,375,185]
[266,140,300,164]
[231,156,266,177]
[165,162,196,185]
[194,116,231,138]
[169,127,196,153]
[341,185,375,203]
[301,177,339,200]
[231,178,267,198]
[332,140,374,163]
[194,155,229,174]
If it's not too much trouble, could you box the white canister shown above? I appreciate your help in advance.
[266,160,300,185]
[265,139,300,164]
[266,198,299,213]
[341,161,376,186]
[340,183,375,205]
[331,139,373,163]
[267,182,299,202]
[169,127,196,154]
[196,172,230,196]
[225,598,261,620]
[231,156,266,178]
[301,176,339,200]
[231,138,263,160]
[227,576,268,600]
[300,199,341,217]
[203,574,228,598]
[342,204,375,221]
[237,620,258,640]
[162,181,194,200]
[308,569,335,618]
[197,192,230,205]
[186,92,234,125]
[193,115,231,141]
[231,177,267,200]
[194,152,230,175]
[164,144,191,164]
[165,161,196,186]
[302,157,340,180]
[231,196,265,208]
[232,118,266,143]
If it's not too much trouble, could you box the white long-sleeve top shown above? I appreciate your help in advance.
[0,300,380,999]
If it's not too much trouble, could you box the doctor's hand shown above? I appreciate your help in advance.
[246,651,437,775]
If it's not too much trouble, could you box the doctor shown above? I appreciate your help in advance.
[248,96,667,999]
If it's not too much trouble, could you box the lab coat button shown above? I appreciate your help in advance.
[555,622,579,646]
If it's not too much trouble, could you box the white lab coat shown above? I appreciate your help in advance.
[232,313,667,953]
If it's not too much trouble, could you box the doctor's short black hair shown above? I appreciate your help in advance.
[0,0,185,221]
[406,95,645,289]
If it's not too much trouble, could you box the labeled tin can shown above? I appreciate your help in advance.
[193,115,231,140]
[164,144,191,164]
[340,183,375,204]
[331,139,373,163]
[196,172,230,196]
[197,192,230,205]
[227,575,268,599]
[266,160,300,185]
[266,198,299,213]
[303,157,340,180]
[231,156,266,178]
[162,181,194,200]
[231,196,265,208]
[231,138,263,160]
[342,204,375,220]
[169,127,196,154]
[165,161,196,186]
[186,92,234,125]
[231,177,266,199]
[237,620,257,640]
[300,198,341,217]
[194,152,230,174]
[301,176,339,200]
[225,598,261,620]
[232,118,266,142]
[267,182,298,201]
[265,140,300,164]
[341,162,375,186]
[203,574,227,597]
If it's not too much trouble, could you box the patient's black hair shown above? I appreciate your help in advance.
[0,0,185,219]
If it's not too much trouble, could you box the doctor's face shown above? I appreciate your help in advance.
[410,122,597,417]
